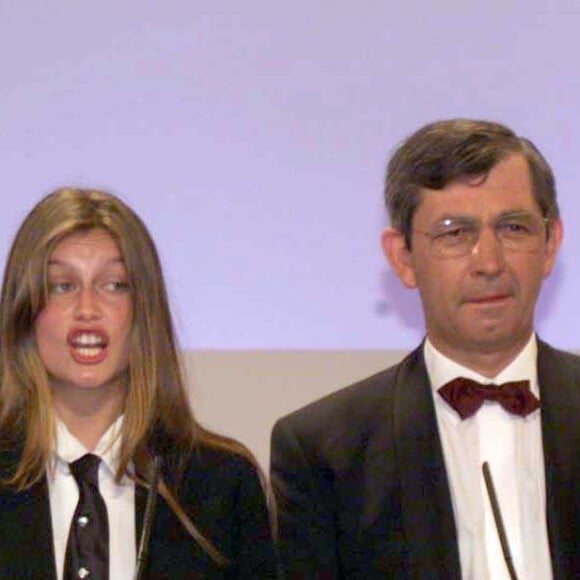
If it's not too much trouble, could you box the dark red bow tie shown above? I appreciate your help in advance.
[438,377,540,420]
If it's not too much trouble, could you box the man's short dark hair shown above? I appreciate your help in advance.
[385,119,559,247]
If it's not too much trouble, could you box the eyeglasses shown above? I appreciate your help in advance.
[414,212,551,258]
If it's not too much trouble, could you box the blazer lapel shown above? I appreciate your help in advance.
[394,347,461,579]
[538,340,580,579]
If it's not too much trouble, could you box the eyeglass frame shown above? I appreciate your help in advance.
[412,211,552,258]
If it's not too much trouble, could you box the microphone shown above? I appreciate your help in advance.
[134,456,162,580]
[481,461,518,580]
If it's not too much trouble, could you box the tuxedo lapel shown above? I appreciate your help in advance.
[394,347,461,579]
[538,341,580,579]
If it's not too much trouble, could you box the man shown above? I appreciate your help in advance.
[270,119,580,579]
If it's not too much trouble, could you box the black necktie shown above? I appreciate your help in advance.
[63,453,110,580]
[438,377,540,420]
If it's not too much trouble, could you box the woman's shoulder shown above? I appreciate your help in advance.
[152,428,265,500]
[181,441,262,488]
[160,441,269,533]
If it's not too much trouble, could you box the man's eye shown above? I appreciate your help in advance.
[442,227,466,238]
[498,221,530,236]
[435,226,472,242]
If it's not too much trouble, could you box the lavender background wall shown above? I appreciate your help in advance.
[2,2,580,464]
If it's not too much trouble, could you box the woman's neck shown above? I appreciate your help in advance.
[51,383,126,451]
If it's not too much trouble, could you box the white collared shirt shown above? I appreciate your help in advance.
[424,334,552,580]
[48,416,136,580]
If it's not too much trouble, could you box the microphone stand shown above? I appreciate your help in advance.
[134,456,162,580]
[482,462,519,580]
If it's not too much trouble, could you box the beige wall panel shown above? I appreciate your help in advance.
[183,350,408,470]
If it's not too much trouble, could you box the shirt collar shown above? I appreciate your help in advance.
[53,414,124,476]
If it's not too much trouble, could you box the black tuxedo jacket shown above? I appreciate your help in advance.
[271,340,580,579]
[0,443,278,579]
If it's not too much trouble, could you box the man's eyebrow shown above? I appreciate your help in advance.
[496,209,537,219]
[432,214,475,225]
[434,209,535,224]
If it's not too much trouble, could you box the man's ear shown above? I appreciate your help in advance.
[381,227,417,289]
[542,217,563,278]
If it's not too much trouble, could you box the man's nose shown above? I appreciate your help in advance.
[470,225,505,276]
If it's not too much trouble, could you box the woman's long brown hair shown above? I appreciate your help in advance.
[0,188,263,563]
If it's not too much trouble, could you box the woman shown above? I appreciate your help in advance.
[0,188,278,579]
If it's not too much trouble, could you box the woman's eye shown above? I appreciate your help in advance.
[103,280,130,292]
[48,281,74,294]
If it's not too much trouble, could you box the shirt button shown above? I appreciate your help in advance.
[78,567,90,578]
[78,515,89,527]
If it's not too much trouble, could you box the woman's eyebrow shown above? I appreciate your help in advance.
[46,256,125,267]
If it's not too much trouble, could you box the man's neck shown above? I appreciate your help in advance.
[426,333,534,378]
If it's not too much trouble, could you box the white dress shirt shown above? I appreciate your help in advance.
[48,416,136,580]
[424,334,552,580]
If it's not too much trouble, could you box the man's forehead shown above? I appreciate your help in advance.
[415,156,535,211]
[419,153,528,188]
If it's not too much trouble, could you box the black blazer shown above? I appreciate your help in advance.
[270,340,580,579]
[0,444,278,579]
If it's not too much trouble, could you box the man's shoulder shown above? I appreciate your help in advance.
[538,339,580,375]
